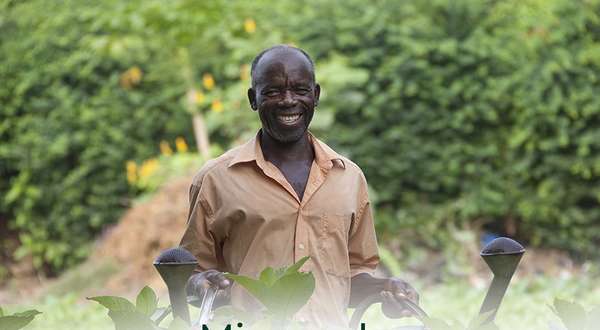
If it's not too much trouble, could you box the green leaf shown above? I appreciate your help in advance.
[266,271,315,320]
[136,286,158,316]
[226,257,315,321]
[0,310,42,330]
[0,307,4,317]
[552,298,587,330]
[225,273,270,304]
[282,256,310,277]
[10,310,42,318]
[259,267,279,286]
[87,296,137,312]
[107,310,158,330]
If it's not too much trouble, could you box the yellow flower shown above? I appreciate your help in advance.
[244,18,256,34]
[160,140,173,156]
[203,74,215,90]
[240,64,249,81]
[120,66,143,89]
[175,137,188,153]
[128,66,142,83]
[211,99,223,113]
[139,158,159,180]
[126,161,137,184]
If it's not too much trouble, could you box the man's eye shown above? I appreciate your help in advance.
[295,89,310,95]
[264,90,280,97]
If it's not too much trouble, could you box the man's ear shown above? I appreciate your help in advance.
[314,83,321,107]
[247,88,257,111]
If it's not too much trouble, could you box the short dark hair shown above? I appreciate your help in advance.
[250,45,315,87]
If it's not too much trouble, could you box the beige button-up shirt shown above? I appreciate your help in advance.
[180,131,379,329]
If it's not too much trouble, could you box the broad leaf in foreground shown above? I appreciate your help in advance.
[87,296,137,313]
[136,286,158,316]
[107,310,159,330]
[225,256,314,322]
[88,293,157,330]
[0,309,42,330]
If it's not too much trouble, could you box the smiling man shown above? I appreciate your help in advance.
[180,45,419,329]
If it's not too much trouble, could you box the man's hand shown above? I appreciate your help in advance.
[350,273,420,319]
[186,270,232,307]
[381,277,420,319]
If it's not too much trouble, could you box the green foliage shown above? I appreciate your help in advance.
[225,256,315,324]
[88,261,314,330]
[0,307,42,330]
[136,286,159,317]
[277,0,600,256]
[3,0,600,275]
[0,0,281,273]
[88,285,178,330]
[6,274,600,330]
[0,0,194,271]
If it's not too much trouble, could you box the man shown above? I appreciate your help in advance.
[180,45,419,329]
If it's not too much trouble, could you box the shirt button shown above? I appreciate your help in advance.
[298,243,305,250]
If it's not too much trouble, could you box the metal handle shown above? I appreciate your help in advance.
[193,285,219,327]
[349,293,428,330]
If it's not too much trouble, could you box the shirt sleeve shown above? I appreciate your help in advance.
[179,182,222,272]
[348,190,380,277]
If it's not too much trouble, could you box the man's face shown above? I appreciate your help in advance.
[248,50,320,143]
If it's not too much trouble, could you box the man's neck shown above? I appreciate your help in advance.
[259,130,314,165]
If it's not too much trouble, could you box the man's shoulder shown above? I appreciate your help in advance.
[190,144,245,187]
[339,155,365,176]
[314,137,366,177]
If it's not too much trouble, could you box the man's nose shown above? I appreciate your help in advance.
[278,90,297,107]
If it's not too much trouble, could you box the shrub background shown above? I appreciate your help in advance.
[1,0,599,275]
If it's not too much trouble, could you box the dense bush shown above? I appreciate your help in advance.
[280,0,600,255]
[0,0,359,272]
[2,0,600,274]
[0,0,200,270]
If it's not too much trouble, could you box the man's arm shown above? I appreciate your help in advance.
[347,191,382,307]
[347,178,419,317]
[180,181,231,303]
[180,182,221,271]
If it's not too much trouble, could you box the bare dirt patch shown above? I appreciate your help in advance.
[91,176,193,296]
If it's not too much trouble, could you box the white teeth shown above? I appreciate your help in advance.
[278,114,301,124]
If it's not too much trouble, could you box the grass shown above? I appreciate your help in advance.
[6,293,112,330]
[3,272,597,330]
[362,273,600,330]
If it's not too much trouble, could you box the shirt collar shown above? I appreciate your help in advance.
[228,130,345,170]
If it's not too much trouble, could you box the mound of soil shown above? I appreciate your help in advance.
[93,176,193,295]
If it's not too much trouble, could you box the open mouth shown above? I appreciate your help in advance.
[276,112,303,126]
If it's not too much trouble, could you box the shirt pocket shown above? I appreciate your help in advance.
[318,213,352,278]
